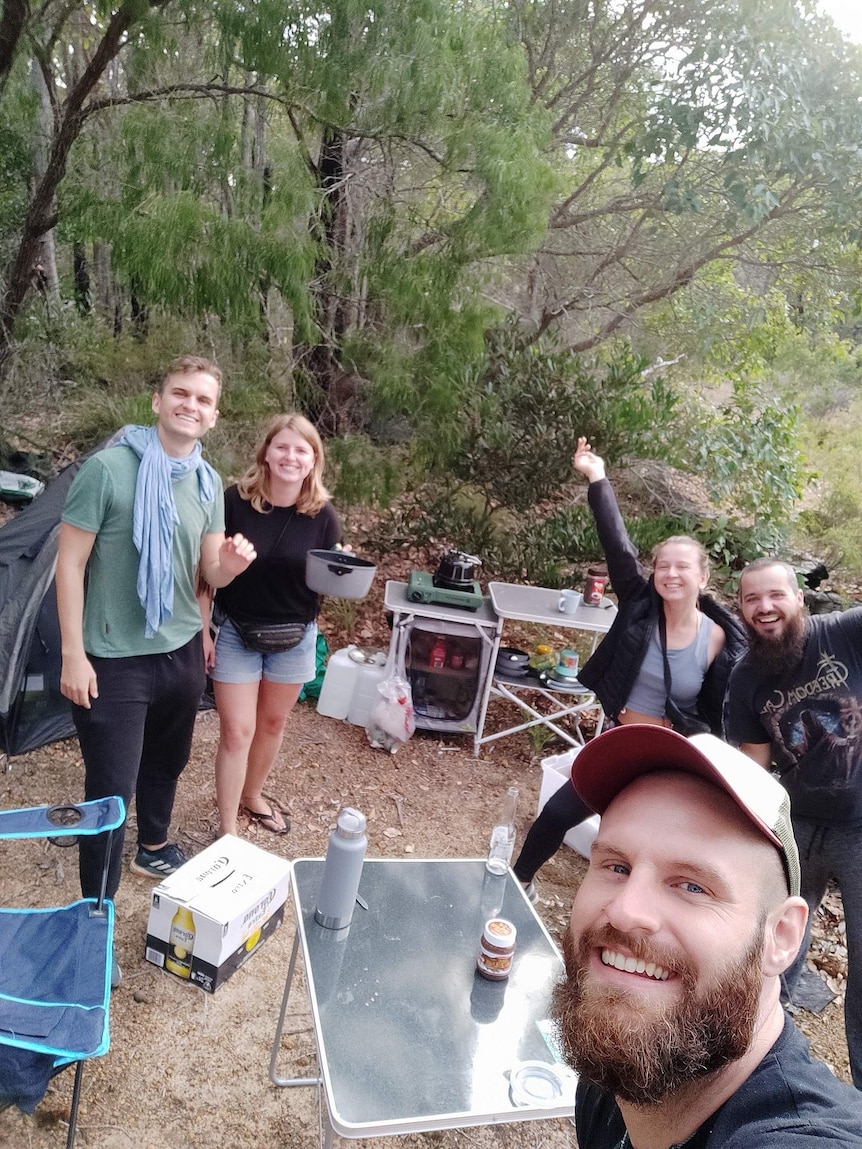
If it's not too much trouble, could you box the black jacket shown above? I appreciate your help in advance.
[576,478,748,733]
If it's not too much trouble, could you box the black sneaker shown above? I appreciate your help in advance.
[130,842,188,879]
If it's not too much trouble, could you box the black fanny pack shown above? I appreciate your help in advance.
[234,619,306,653]
[664,697,711,737]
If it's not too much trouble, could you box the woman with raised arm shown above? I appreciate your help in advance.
[208,414,341,837]
[513,436,747,900]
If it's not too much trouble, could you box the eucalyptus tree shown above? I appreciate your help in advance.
[85,0,558,430]
[506,0,862,352]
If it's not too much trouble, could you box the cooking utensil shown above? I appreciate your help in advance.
[305,549,377,599]
[433,549,481,591]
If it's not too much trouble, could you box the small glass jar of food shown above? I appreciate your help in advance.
[476,917,517,981]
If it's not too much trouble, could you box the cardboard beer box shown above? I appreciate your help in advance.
[144,834,291,993]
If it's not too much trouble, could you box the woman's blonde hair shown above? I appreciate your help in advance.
[651,535,710,579]
[237,413,331,515]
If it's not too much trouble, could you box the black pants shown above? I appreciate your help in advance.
[512,780,593,884]
[782,819,862,1090]
[72,633,205,899]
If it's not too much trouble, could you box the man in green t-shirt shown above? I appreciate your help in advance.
[57,356,256,950]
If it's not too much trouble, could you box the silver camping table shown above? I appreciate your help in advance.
[270,858,576,1146]
[473,582,617,755]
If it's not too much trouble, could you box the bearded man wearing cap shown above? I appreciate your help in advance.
[724,557,862,1091]
[553,725,862,1147]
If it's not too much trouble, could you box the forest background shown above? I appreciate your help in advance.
[2,0,862,587]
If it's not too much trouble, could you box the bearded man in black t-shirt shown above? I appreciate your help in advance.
[725,558,862,1092]
[551,725,862,1148]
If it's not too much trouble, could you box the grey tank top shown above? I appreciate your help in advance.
[624,616,715,718]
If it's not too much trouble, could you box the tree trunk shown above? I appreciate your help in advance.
[295,124,356,431]
[0,0,28,97]
[73,242,91,314]
[29,58,61,314]
[92,242,111,322]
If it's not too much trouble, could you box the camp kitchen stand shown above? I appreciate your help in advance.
[383,580,617,755]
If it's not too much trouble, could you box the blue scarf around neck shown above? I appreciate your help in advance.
[117,424,216,638]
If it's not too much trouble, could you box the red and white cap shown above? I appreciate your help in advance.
[571,725,800,897]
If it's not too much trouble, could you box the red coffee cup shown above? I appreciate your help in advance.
[584,572,607,606]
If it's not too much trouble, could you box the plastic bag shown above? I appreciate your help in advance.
[366,674,416,753]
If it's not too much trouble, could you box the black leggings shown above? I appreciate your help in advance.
[512,781,593,884]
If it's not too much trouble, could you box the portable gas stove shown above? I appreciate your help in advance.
[406,549,484,611]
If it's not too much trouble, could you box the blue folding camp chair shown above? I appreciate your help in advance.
[0,796,125,1147]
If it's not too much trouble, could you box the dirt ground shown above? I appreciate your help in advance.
[0,545,853,1149]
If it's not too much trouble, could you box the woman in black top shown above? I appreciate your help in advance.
[513,437,746,898]
[209,414,340,836]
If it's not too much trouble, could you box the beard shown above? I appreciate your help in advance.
[552,921,764,1107]
[745,610,807,677]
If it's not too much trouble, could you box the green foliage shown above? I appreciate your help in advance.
[691,515,769,587]
[501,505,720,589]
[526,722,557,756]
[502,505,602,588]
[672,377,806,555]
[327,436,403,509]
[641,257,861,397]
[63,390,156,450]
[400,331,690,580]
[422,322,678,514]
[772,335,862,422]
[0,95,34,263]
[797,400,862,577]
[400,320,807,580]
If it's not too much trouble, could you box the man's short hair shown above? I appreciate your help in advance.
[158,355,223,396]
[739,557,799,594]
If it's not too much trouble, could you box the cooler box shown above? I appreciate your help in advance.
[538,749,600,858]
[144,834,291,993]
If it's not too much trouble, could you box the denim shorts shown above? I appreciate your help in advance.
[210,617,318,685]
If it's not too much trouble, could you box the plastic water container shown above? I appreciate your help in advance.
[347,652,389,727]
[538,749,600,857]
[317,647,362,719]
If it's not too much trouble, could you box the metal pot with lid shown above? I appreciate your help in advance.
[433,549,481,591]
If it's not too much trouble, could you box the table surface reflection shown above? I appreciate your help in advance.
[291,857,574,1138]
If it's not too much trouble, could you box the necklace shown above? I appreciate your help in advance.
[261,504,296,560]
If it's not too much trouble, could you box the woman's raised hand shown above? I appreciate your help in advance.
[573,436,606,483]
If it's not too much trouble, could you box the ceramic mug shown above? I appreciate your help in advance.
[557,589,580,615]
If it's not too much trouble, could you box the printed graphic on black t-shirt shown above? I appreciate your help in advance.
[726,610,862,824]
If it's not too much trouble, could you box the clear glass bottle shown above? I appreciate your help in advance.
[486,785,519,875]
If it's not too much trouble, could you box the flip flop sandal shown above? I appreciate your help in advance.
[261,791,291,815]
[240,803,290,834]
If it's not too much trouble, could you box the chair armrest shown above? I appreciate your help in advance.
[0,797,125,841]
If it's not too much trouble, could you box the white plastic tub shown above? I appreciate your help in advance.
[538,749,600,858]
